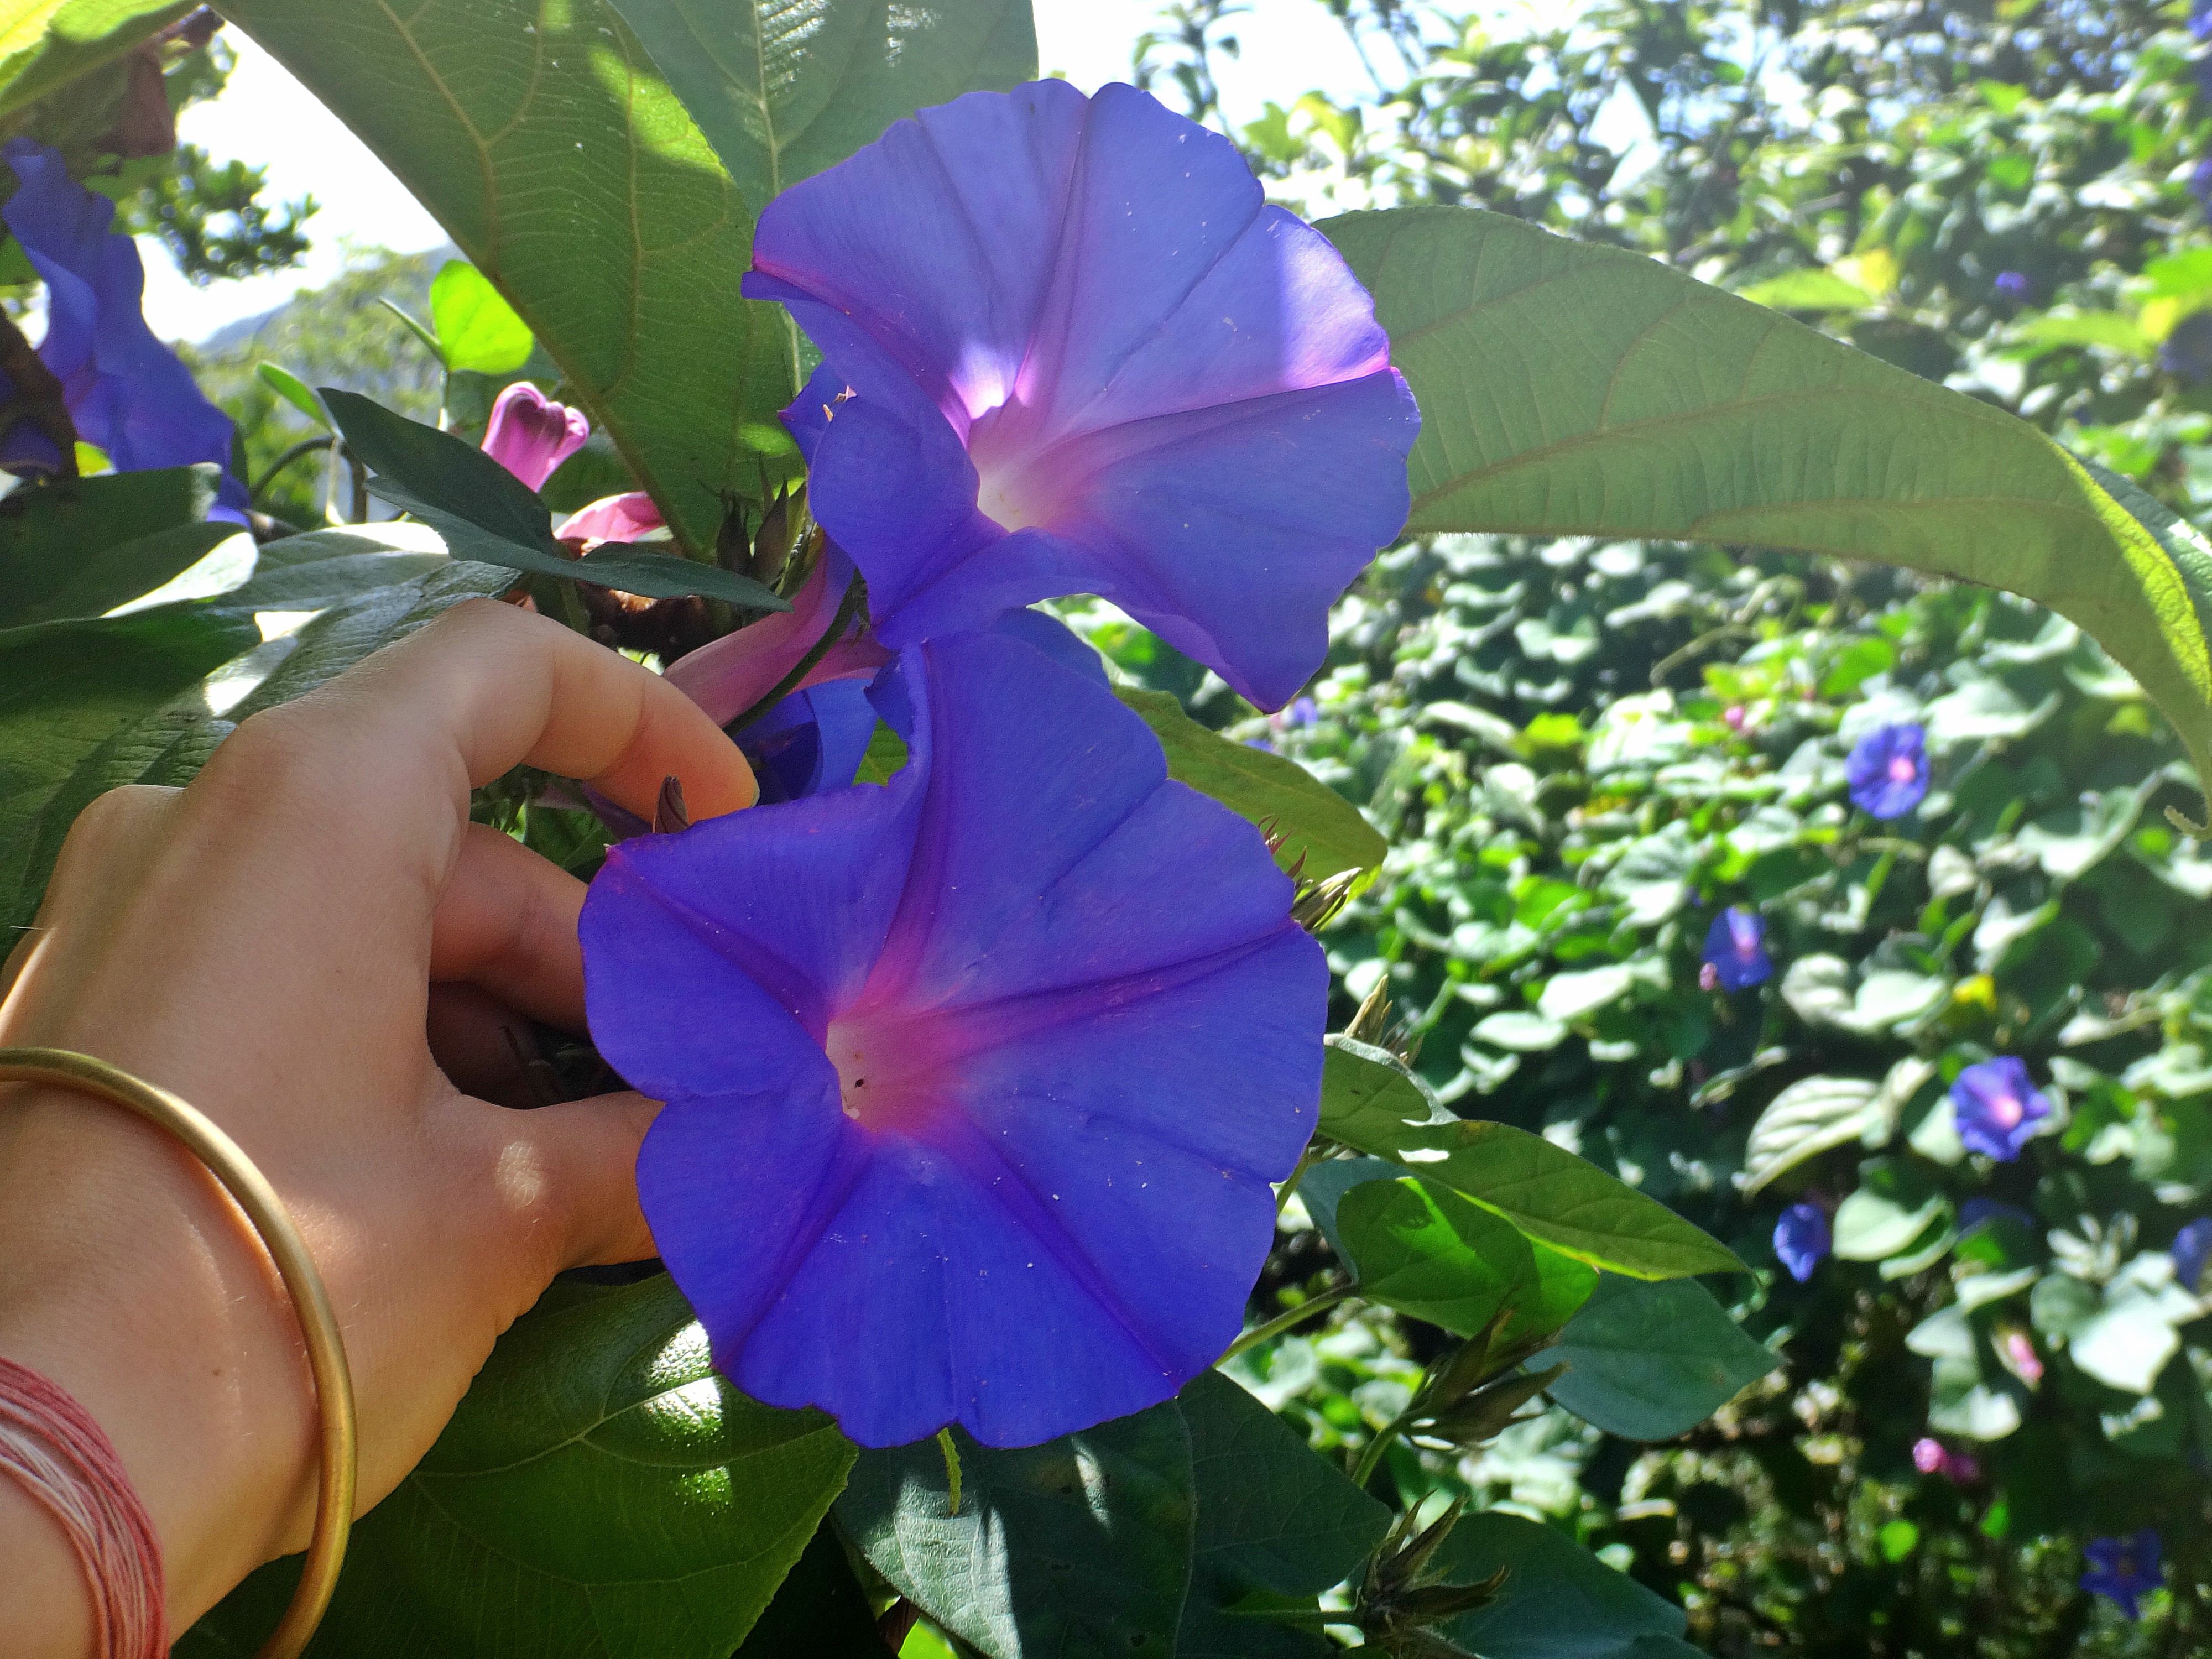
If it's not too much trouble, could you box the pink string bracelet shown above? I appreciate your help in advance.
[0,1047,357,1659]
[0,1353,166,1659]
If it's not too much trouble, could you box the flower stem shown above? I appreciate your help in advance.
[936,1426,962,1516]
[1275,1142,1324,1217]
[1350,1404,1415,1489]
[1217,1282,1355,1366]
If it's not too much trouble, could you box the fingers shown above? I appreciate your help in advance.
[477,1092,663,1279]
[231,601,754,893]
[429,823,589,1029]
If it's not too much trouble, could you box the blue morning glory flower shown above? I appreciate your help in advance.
[1702,906,1772,991]
[1773,1203,1829,1282]
[1950,1056,2051,1161]
[580,631,1326,1447]
[1992,270,2029,299]
[2080,1530,2163,1620]
[742,80,1420,712]
[2162,310,2212,382]
[1844,722,1929,818]
[2195,0,2212,42]
[2193,159,2212,215]
[1,139,248,520]
[2171,1217,2212,1293]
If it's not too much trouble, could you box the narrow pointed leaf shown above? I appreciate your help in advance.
[1324,205,2212,799]
[1119,687,1386,880]
[322,388,789,609]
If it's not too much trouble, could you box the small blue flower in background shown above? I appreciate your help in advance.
[2194,0,2212,41]
[2171,1217,2212,1293]
[742,80,1420,712]
[2193,158,2212,215]
[0,138,248,520]
[2161,310,2212,382]
[581,630,1326,1448]
[2080,1530,2163,1620]
[1992,270,2030,299]
[1701,906,1772,992]
[1959,1197,2037,1233]
[1951,1056,2051,1161]
[1773,1203,1829,1282]
[1844,722,1929,818]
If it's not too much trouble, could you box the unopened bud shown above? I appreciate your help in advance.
[653,774,690,835]
[1291,868,1359,933]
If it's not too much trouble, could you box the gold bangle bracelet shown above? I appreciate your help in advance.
[0,1046,356,1659]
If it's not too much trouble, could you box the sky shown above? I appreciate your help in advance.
[138,0,1392,344]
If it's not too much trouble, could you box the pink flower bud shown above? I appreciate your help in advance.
[1912,1437,1946,1474]
[481,380,588,490]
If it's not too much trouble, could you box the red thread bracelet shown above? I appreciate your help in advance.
[0,1353,166,1659]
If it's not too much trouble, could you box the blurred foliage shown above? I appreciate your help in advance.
[1119,0,2212,1653]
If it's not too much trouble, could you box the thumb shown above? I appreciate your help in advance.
[484,1091,665,1278]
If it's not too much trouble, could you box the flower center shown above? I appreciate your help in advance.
[973,454,1058,534]
[823,1011,946,1134]
[1888,753,1918,782]
[1989,1093,2022,1128]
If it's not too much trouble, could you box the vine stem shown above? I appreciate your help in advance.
[1275,1141,1325,1217]
[723,568,867,735]
[1350,1403,1416,1489]
[1217,1282,1355,1366]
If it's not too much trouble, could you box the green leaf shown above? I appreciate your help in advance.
[851,719,909,785]
[1739,1070,1913,1197]
[210,522,452,612]
[1178,1371,1389,1659]
[0,0,192,123]
[1831,1159,1950,1262]
[1323,206,2212,802]
[429,259,536,374]
[1318,1042,1743,1279]
[1542,1276,1779,1441]
[320,388,790,609]
[608,0,1035,213]
[216,0,786,552]
[1734,269,1879,312]
[1433,1510,1689,1659]
[182,1276,854,1659]
[1318,1036,1454,1146]
[255,362,332,430]
[1338,1175,1538,1333]
[732,1515,885,1658]
[1117,686,1385,880]
[0,465,225,625]
[0,607,259,930]
[837,1400,1194,1659]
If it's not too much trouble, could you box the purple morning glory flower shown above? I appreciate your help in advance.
[742,80,1420,712]
[1,138,248,520]
[2193,159,2212,215]
[580,630,1326,1447]
[1950,1056,2051,1161]
[1993,270,2030,299]
[2080,1531,2163,1620]
[481,380,588,491]
[1773,1203,1829,1282]
[2171,1217,2212,1293]
[1702,906,1772,991]
[2195,0,2212,42]
[1844,722,1929,818]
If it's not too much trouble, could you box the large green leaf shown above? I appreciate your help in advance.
[214,0,787,555]
[1433,1510,1691,1659]
[608,0,1035,213]
[1323,206,2212,797]
[1318,1042,1743,1279]
[1542,1276,1778,1442]
[0,465,225,625]
[0,0,192,122]
[1177,1371,1389,1659]
[0,607,258,929]
[182,1276,855,1659]
[1120,687,1386,880]
[1337,1176,1539,1335]
[321,389,789,608]
[837,1402,1196,1659]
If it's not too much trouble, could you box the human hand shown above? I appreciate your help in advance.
[0,598,755,1654]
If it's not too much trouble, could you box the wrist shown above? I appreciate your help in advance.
[0,1081,316,1635]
